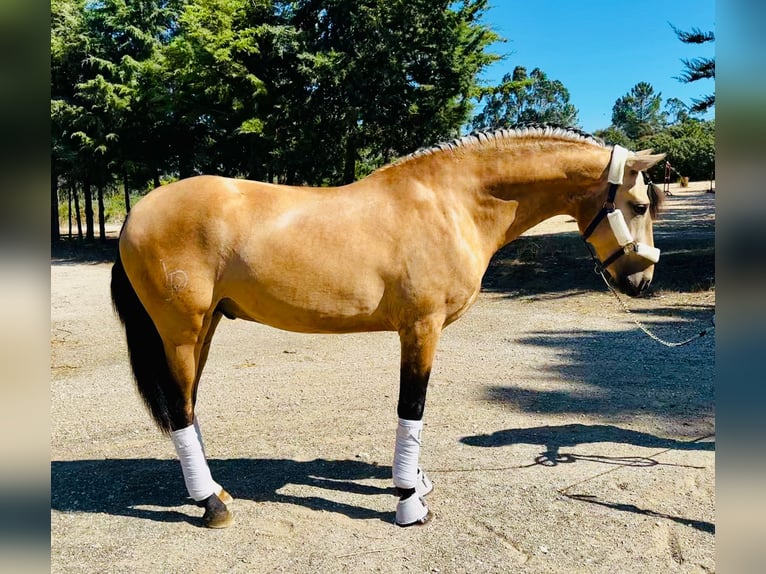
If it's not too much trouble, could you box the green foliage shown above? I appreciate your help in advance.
[671,24,715,113]
[51,0,719,248]
[597,79,715,183]
[51,0,502,233]
[642,119,715,181]
[472,66,578,130]
[592,126,634,149]
[611,82,667,140]
[664,97,692,125]
[275,0,501,183]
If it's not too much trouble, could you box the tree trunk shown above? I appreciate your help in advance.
[83,178,94,241]
[51,159,60,242]
[67,185,72,238]
[123,169,131,214]
[153,169,161,189]
[179,144,194,179]
[73,185,83,239]
[342,119,358,185]
[343,138,356,185]
[97,184,106,241]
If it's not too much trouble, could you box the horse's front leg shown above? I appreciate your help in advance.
[393,317,441,526]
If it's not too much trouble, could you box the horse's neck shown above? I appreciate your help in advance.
[439,141,610,243]
[366,139,610,255]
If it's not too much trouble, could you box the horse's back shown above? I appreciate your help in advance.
[120,176,310,264]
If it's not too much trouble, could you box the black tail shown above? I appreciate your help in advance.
[111,251,178,435]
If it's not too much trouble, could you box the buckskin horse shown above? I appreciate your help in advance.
[111,125,665,528]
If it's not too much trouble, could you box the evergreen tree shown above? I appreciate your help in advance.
[50,0,504,235]
[610,82,666,141]
[472,66,578,130]
[671,24,715,113]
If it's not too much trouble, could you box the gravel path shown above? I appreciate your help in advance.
[51,185,715,573]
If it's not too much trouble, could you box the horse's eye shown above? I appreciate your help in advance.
[632,203,648,216]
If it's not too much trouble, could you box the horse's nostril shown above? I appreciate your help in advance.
[639,276,653,293]
[619,275,650,297]
[633,277,651,296]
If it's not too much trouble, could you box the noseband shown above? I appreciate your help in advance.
[582,145,661,272]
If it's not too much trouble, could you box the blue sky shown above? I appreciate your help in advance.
[478,0,715,133]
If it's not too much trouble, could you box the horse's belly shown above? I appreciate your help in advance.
[219,274,391,334]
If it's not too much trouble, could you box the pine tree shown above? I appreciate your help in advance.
[671,24,715,113]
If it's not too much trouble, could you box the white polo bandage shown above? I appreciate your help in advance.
[392,418,423,490]
[171,424,222,502]
[193,415,206,455]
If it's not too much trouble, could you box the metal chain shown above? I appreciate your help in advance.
[596,268,714,347]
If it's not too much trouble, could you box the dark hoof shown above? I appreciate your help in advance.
[199,493,234,528]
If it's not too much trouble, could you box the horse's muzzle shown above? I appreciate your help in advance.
[619,272,652,296]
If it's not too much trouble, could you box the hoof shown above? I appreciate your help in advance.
[218,488,234,505]
[415,468,433,498]
[395,494,432,527]
[199,493,234,528]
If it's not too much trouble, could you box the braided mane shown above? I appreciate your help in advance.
[390,124,606,169]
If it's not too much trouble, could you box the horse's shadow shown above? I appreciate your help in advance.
[461,423,715,534]
[51,457,395,526]
[460,423,715,466]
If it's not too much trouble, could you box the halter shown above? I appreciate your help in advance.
[580,147,714,347]
[582,145,661,272]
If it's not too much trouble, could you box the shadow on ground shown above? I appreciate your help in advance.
[564,493,714,534]
[51,237,119,265]
[51,457,395,526]
[461,423,714,466]
[459,423,715,535]
[481,229,713,297]
[476,323,714,424]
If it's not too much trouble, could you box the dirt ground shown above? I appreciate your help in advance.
[51,183,715,573]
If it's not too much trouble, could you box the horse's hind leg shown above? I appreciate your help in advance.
[163,312,233,528]
[113,247,231,526]
[190,311,233,506]
[392,317,442,526]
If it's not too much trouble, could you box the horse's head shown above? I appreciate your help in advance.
[581,148,666,296]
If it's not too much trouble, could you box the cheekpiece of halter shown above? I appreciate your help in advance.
[582,145,661,271]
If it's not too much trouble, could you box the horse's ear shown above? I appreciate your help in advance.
[635,149,654,156]
[626,152,666,172]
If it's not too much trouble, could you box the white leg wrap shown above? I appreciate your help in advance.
[171,424,221,502]
[392,418,423,490]
[193,415,205,456]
